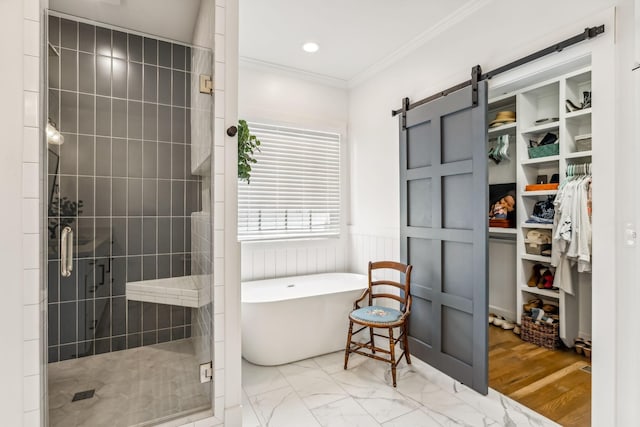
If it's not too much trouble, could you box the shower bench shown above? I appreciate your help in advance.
[126,275,210,308]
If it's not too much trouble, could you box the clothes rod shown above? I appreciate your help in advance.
[392,25,605,117]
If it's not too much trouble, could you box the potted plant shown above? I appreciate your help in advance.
[237,119,261,183]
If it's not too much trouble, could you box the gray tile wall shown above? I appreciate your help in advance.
[47,16,202,362]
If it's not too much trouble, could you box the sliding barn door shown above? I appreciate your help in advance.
[400,83,489,394]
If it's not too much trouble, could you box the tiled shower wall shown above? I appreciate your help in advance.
[46,15,203,362]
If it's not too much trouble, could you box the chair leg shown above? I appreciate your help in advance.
[403,324,411,365]
[389,327,397,387]
[369,327,375,354]
[344,320,354,370]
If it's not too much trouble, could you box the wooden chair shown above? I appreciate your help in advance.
[343,261,413,387]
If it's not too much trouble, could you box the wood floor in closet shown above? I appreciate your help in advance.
[488,326,591,427]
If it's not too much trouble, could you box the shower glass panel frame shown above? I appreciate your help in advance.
[45,10,214,427]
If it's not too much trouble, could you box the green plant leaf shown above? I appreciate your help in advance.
[237,120,261,183]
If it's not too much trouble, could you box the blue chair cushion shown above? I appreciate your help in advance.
[351,305,403,324]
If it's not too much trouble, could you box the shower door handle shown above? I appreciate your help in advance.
[61,226,73,278]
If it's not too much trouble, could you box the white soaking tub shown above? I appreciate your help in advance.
[241,272,368,366]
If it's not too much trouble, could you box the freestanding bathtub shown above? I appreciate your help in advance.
[241,272,368,366]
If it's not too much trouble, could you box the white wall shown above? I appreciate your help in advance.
[0,0,29,424]
[347,1,635,425]
[614,1,640,425]
[0,0,44,425]
[238,63,350,282]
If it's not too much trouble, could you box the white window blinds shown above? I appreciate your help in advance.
[238,122,341,241]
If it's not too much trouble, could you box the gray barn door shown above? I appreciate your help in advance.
[400,82,489,394]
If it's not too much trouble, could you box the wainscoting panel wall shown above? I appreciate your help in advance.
[348,228,400,277]
[241,240,347,282]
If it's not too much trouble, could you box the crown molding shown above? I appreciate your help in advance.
[239,57,349,89]
[348,0,494,88]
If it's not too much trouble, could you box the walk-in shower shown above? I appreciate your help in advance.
[45,4,214,426]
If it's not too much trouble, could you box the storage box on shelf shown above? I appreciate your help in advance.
[521,314,561,350]
[575,134,592,152]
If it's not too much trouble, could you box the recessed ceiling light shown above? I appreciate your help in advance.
[302,42,319,53]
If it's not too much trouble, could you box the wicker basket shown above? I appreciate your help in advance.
[528,143,559,159]
[520,314,561,350]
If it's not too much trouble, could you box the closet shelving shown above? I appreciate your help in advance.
[488,65,592,346]
[518,66,592,345]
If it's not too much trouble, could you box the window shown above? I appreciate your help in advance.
[238,122,341,241]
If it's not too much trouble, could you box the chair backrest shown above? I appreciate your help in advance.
[367,261,413,313]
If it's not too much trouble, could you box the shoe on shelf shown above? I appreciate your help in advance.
[542,304,559,314]
[565,99,582,112]
[528,264,543,287]
[537,268,554,289]
[582,91,592,109]
[541,270,555,289]
[492,316,505,327]
[536,267,548,288]
[501,320,515,330]
[523,298,542,313]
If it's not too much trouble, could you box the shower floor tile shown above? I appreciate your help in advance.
[48,339,211,427]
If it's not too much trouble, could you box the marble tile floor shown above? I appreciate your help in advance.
[242,351,560,427]
[48,339,211,427]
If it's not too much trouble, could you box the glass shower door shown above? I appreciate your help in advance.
[46,11,214,426]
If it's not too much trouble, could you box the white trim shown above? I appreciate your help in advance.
[239,56,348,89]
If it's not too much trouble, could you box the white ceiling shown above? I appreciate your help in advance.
[50,0,202,44]
[50,0,490,84]
[239,0,482,83]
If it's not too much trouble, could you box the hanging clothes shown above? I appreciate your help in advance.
[550,172,592,295]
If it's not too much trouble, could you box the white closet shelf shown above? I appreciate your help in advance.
[488,122,517,134]
[565,150,592,159]
[521,155,560,167]
[520,285,560,299]
[521,254,552,263]
[521,121,560,135]
[565,108,592,121]
[489,227,517,235]
[521,222,553,229]
[522,190,558,197]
